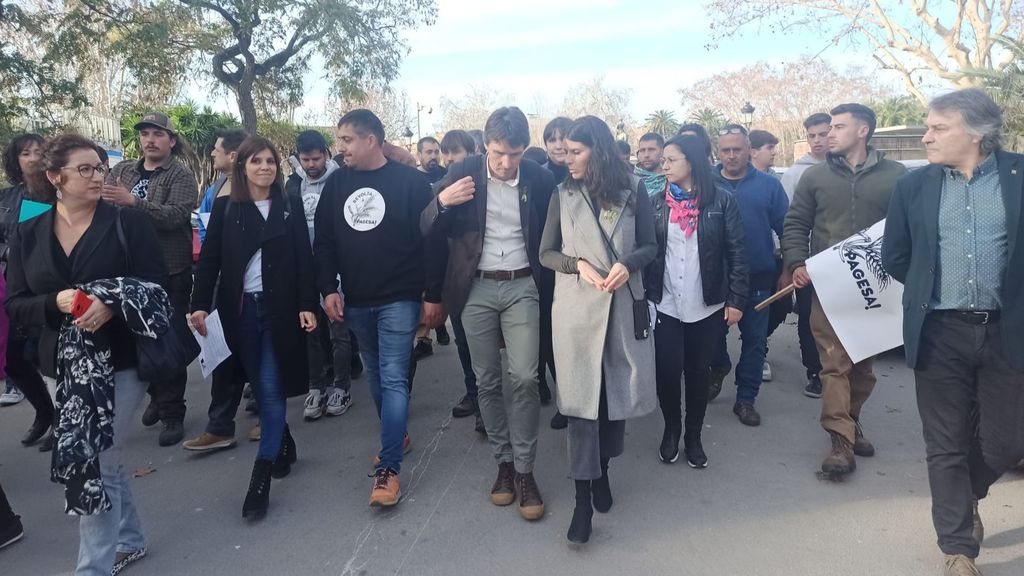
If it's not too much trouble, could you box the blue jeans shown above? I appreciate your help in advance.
[237,293,286,462]
[450,312,477,397]
[76,370,147,576]
[735,289,771,406]
[345,300,419,473]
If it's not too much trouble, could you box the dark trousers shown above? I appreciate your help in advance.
[5,333,53,423]
[146,270,191,422]
[307,308,354,393]
[655,311,726,438]
[766,258,792,339]
[450,312,477,397]
[538,293,557,389]
[205,358,246,438]
[795,286,822,378]
[0,477,16,525]
[915,313,1024,558]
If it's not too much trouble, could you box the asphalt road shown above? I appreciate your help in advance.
[2,318,1023,576]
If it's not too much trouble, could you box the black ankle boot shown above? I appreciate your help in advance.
[592,459,613,513]
[659,424,680,463]
[272,425,296,479]
[567,480,593,544]
[242,459,273,519]
[684,434,708,469]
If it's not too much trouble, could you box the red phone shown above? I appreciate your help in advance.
[71,290,93,318]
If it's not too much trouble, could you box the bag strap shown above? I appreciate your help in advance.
[580,187,640,302]
[113,208,134,275]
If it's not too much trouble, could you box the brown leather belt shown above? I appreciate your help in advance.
[476,267,532,281]
[933,310,1000,325]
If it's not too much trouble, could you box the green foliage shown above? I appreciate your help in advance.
[644,110,680,138]
[960,35,1024,152]
[869,96,927,128]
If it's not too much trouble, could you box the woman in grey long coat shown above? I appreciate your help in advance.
[539,116,658,544]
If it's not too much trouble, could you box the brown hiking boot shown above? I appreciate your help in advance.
[515,472,545,520]
[822,431,856,474]
[182,432,236,452]
[943,554,982,575]
[369,468,401,507]
[490,462,516,506]
[853,421,875,457]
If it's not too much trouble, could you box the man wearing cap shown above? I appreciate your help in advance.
[104,112,199,447]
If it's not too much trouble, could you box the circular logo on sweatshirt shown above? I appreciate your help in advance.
[343,187,386,231]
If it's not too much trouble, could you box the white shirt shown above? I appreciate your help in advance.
[656,221,723,323]
[477,164,530,271]
[243,200,272,293]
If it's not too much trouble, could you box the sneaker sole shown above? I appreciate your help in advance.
[491,492,515,506]
[182,439,236,451]
[0,530,24,550]
[659,450,679,464]
[303,408,325,421]
[686,458,709,469]
[369,491,401,507]
[519,505,545,521]
[325,401,352,417]
[803,391,823,399]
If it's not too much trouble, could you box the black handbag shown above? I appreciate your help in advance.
[114,210,200,381]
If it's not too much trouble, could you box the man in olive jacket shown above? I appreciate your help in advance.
[882,89,1024,576]
[782,103,906,476]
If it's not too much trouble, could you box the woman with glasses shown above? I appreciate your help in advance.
[6,133,167,575]
[645,135,747,468]
[540,116,658,544]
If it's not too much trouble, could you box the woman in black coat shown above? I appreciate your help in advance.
[644,135,748,469]
[190,136,317,520]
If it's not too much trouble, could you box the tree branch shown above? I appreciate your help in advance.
[177,0,240,34]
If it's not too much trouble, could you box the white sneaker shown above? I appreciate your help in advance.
[303,389,326,420]
[761,360,773,382]
[325,388,352,417]
[0,383,24,406]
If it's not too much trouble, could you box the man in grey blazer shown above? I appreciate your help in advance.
[882,88,1024,576]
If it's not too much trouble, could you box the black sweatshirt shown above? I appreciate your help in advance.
[313,160,433,307]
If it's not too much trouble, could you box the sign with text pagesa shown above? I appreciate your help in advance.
[805,219,904,364]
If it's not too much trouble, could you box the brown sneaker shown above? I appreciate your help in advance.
[373,434,412,466]
[369,468,401,507]
[822,431,856,474]
[943,554,982,576]
[248,423,261,442]
[515,472,545,520]
[182,432,236,452]
[853,421,875,457]
[490,462,516,506]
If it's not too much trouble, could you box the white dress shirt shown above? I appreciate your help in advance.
[656,221,723,322]
[478,164,530,271]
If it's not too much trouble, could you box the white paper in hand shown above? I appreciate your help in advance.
[191,310,231,378]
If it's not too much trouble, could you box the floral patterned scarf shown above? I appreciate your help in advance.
[665,184,699,238]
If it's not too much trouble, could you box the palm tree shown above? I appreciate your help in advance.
[688,107,726,132]
[871,96,927,128]
[960,34,1024,151]
[644,109,680,137]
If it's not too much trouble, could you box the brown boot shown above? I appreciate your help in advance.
[943,554,982,576]
[515,472,545,521]
[853,420,875,457]
[822,431,856,474]
[490,461,516,506]
[369,468,401,507]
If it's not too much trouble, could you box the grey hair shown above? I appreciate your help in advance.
[929,88,1004,155]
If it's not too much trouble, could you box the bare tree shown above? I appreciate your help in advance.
[560,76,634,132]
[705,0,1024,104]
[438,85,510,133]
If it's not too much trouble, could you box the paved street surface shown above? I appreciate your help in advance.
[2,318,1023,576]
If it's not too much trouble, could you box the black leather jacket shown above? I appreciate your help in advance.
[0,184,28,261]
[645,185,749,311]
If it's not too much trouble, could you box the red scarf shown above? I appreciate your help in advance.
[665,189,699,238]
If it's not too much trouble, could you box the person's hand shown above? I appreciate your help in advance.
[56,289,77,314]
[422,301,445,328]
[724,306,743,327]
[792,266,812,288]
[577,259,606,288]
[778,267,793,291]
[299,311,317,332]
[75,296,113,332]
[602,263,630,293]
[101,177,135,206]
[382,142,416,167]
[190,311,209,337]
[438,176,475,208]
[324,293,345,323]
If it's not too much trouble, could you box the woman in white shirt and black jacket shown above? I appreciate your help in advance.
[644,135,748,469]
[190,136,318,520]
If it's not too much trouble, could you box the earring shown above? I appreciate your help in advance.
[56,189,62,200]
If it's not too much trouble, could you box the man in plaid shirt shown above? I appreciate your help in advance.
[104,111,198,447]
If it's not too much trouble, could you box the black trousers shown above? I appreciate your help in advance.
[5,332,52,423]
[915,313,1024,558]
[539,292,557,388]
[0,476,15,525]
[794,286,822,378]
[654,310,726,437]
[147,270,192,422]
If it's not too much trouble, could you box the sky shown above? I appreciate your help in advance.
[192,0,899,133]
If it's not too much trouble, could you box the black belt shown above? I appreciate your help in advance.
[476,267,532,281]
[934,310,1000,325]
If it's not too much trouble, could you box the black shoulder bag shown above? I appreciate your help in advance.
[582,188,651,340]
[114,210,200,381]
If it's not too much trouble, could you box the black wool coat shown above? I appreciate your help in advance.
[191,191,317,398]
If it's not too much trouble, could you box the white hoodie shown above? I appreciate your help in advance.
[780,153,823,204]
[289,156,340,243]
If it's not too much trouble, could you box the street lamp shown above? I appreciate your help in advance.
[416,102,432,140]
[740,102,755,130]
[402,127,414,151]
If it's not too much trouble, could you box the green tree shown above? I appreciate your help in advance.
[869,96,927,128]
[644,110,680,138]
[960,34,1024,152]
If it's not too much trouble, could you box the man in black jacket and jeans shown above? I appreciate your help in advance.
[883,88,1024,576]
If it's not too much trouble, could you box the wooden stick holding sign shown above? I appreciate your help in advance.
[754,283,796,312]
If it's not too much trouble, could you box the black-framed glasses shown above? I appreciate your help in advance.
[718,128,746,136]
[61,163,108,178]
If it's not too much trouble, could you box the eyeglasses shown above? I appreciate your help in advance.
[61,163,108,178]
[718,128,746,136]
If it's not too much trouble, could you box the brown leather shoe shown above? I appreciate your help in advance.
[369,468,401,507]
[943,554,982,576]
[182,432,236,452]
[490,462,516,506]
[822,431,856,474]
[853,421,875,457]
[515,472,545,520]
[248,423,261,442]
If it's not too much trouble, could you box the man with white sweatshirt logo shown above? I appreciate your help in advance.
[286,130,361,421]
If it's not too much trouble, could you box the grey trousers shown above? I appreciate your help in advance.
[567,383,624,480]
[307,308,353,392]
[915,313,1024,558]
[461,277,540,474]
